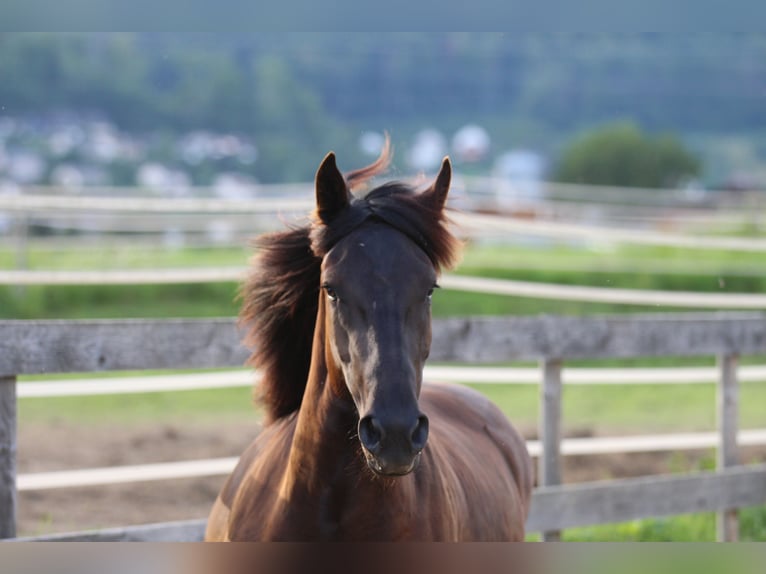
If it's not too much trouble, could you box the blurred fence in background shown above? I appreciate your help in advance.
[1,178,764,255]
[2,179,765,309]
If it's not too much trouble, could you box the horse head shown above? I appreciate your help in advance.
[311,150,454,477]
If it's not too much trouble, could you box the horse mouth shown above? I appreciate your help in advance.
[364,451,422,477]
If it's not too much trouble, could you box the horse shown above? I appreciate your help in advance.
[205,141,533,541]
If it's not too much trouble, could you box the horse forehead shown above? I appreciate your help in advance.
[327,225,432,277]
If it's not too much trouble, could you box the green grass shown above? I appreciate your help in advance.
[2,281,698,320]
[454,243,766,295]
[0,282,240,319]
[19,385,259,426]
[561,505,766,541]
[474,381,766,435]
[5,239,766,275]
[3,239,765,320]
[462,241,766,267]
[3,240,765,319]
[17,368,259,425]
[0,244,249,270]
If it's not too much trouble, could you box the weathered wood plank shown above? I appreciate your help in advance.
[2,313,765,376]
[717,354,740,542]
[0,376,17,539]
[15,464,766,541]
[526,463,766,533]
[8,518,207,542]
[429,313,766,362]
[539,359,562,541]
[0,319,249,376]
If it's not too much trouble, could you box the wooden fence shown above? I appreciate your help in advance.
[1,313,766,541]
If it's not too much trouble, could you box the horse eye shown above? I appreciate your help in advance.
[323,285,339,302]
[427,284,439,302]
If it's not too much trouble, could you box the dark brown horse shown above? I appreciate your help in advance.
[205,143,532,541]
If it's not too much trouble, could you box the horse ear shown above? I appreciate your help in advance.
[315,152,349,223]
[421,157,451,212]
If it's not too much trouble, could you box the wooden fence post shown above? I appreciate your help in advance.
[0,375,17,539]
[540,358,563,541]
[717,354,739,542]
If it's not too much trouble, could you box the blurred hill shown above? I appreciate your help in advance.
[0,33,764,184]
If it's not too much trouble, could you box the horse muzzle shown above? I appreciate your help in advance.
[358,413,429,476]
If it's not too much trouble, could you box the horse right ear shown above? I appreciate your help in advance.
[315,152,350,224]
[420,156,451,213]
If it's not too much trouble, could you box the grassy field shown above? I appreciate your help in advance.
[2,239,765,320]
[560,505,766,541]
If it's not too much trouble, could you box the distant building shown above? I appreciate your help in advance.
[452,124,490,163]
[6,151,46,184]
[492,149,546,208]
[408,129,448,172]
[212,172,257,200]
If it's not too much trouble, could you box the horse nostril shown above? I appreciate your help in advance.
[411,415,429,452]
[358,415,384,453]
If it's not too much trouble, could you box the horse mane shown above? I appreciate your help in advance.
[240,143,461,422]
[239,226,321,421]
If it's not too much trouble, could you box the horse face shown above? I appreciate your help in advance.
[321,225,437,476]
[314,150,452,477]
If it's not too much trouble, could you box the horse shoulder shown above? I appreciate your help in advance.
[420,382,534,536]
[204,496,231,541]
[422,381,528,454]
[208,417,296,541]
[421,380,516,439]
[204,437,262,541]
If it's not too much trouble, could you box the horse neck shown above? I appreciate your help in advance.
[284,296,358,492]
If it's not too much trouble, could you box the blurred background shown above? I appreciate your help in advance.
[2,33,765,541]
[1,33,765,319]
[1,33,764,185]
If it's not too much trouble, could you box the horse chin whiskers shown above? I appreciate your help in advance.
[362,450,421,479]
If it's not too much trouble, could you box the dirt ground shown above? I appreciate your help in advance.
[15,420,766,538]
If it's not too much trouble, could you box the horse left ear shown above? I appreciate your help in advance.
[421,157,451,213]
[315,152,350,224]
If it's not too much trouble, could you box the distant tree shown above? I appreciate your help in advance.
[554,122,701,188]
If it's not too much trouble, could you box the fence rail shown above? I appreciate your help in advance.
[2,313,765,377]
[2,313,766,540]
[11,462,766,542]
[15,429,766,492]
[14,365,766,398]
